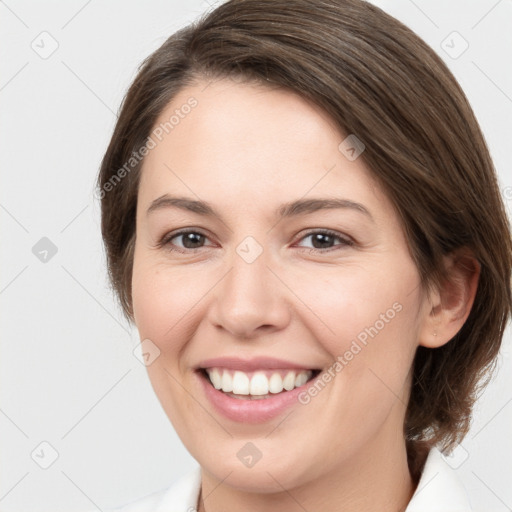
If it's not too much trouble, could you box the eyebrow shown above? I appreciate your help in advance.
[146,194,374,222]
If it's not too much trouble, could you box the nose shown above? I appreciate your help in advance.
[207,248,291,339]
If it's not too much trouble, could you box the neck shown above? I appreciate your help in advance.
[197,435,417,512]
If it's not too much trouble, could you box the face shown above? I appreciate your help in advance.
[132,78,431,491]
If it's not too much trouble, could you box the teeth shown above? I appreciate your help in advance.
[283,372,296,391]
[269,373,284,393]
[232,371,250,395]
[209,368,222,390]
[249,372,269,395]
[295,371,309,387]
[221,371,233,392]
[205,368,314,396]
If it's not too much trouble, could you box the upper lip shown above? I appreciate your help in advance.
[196,356,320,372]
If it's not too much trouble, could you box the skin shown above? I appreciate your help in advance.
[131,77,479,512]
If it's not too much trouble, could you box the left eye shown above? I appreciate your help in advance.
[295,230,353,252]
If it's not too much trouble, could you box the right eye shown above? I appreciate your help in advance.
[159,229,215,253]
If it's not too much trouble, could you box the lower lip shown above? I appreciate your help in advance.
[197,370,318,423]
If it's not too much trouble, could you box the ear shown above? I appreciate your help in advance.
[419,248,480,349]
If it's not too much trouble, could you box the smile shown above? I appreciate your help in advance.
[203,367,320,399]
[194,356,324,422]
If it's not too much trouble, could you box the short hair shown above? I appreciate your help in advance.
[97,0,512,479]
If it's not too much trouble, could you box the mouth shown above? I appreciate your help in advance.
[197,367,322,400]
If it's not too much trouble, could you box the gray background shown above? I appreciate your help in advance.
[1,0,511,510]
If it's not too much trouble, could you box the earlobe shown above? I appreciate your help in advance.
[419,249,480,349]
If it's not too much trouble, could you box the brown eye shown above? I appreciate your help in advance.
[160,230,212,253]
[296,230,353,252]
[175,232,206,249]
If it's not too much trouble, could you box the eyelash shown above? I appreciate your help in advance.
[157,228,354,254]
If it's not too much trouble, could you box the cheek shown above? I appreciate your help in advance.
[293,263,421,438]
[131,255,198,347]
[291,262,417,348]
[131,256,202,428]
[295,258,422,411]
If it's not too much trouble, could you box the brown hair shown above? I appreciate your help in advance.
[97,0,512,478]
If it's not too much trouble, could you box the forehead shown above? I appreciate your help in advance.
[138,78,389,221]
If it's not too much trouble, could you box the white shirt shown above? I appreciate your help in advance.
[105,447,472,512]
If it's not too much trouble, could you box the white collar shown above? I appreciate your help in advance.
[405,447,472,511]
[112,447,472,511]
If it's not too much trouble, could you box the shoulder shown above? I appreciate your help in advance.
[406,447,473,511]
[101,466,202,512]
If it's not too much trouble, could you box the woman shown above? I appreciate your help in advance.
[95,0,512,510]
